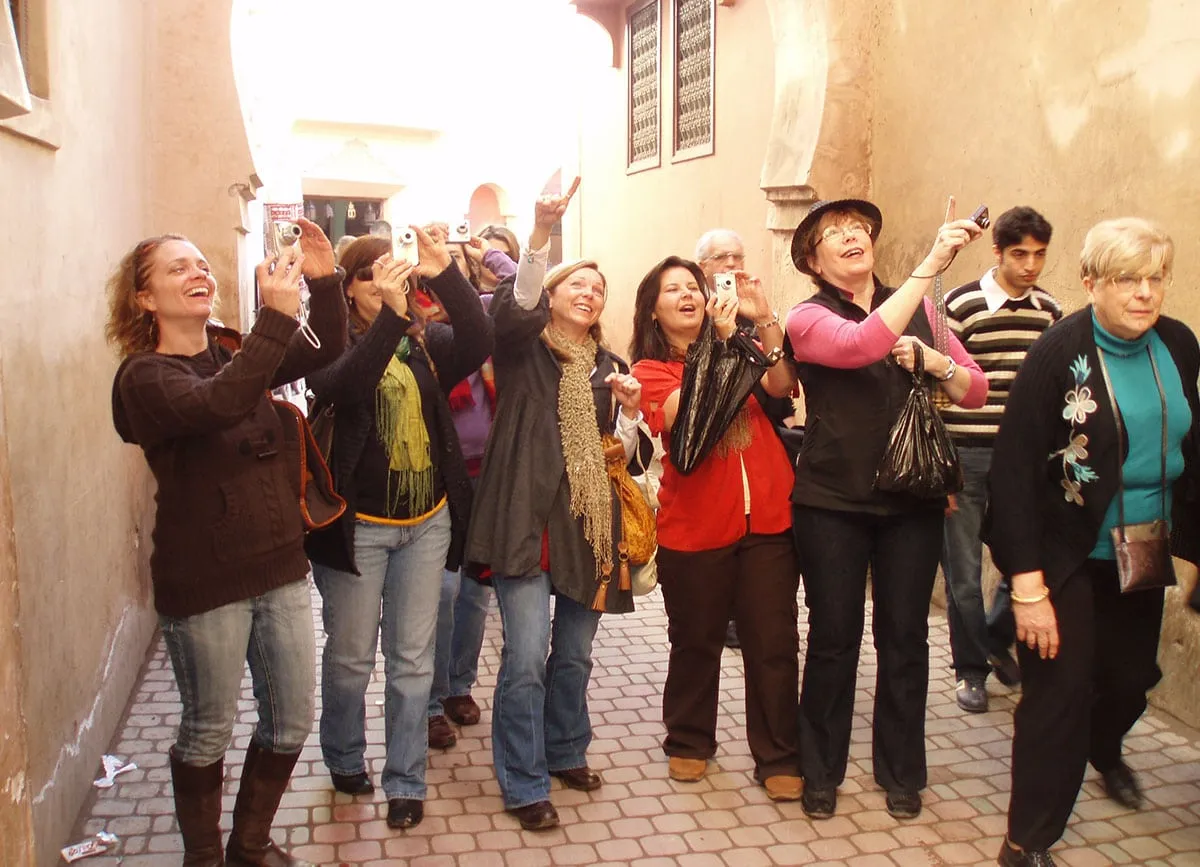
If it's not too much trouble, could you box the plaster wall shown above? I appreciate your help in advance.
[0,2,159,862]
[868,0,1200,724]
[574,0,775,357]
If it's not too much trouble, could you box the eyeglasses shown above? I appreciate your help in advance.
[705,251,745,265]
[1106,273,1170,292]
[817,221,872,246]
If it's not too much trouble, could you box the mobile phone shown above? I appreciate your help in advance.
[713,272,737,305]
[394,227,420,268]
[969,205,990,230]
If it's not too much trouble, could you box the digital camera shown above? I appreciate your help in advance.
[447,221,471,244]
[969,205,990,231]
[713,272,737,304]
[394,227,420,268]
[273,221,302,251]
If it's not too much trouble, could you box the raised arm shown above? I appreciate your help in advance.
[272,218,348,387]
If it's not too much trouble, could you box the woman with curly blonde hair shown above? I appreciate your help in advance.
[108,220,346,867]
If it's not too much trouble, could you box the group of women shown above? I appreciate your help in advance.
[107,177,1197,867]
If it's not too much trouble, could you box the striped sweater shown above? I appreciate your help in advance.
[940,275,1062,447]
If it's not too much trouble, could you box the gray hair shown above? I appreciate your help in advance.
[694,228,744,262]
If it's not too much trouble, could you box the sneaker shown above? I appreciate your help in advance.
[885,788,922,819]
[801,785,836,819]
[956,674,989,713]
[1101,762,1144,810]
[988,650,1022,687]
[428,714,457,749]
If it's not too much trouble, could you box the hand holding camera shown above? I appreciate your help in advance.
[412,224,452,278]
[296,217,336,279]
[255,244,305,318]
[920,196,986,276]
[372,254,415,318]
[706,281,740,341]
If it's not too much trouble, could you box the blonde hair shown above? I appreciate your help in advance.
[544,259,607,348]
[1080,218,1174,282]
[104,234,189,358]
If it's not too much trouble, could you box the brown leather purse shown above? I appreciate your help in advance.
[1096,347,1176,593]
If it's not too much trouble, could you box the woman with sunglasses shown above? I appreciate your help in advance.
[304,226,496,830]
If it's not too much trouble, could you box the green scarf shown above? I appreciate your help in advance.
[375,337,434,516]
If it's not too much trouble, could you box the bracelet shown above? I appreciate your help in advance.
[1011,588,1050,604]
[937,358,957,382]
[755,312,781,333]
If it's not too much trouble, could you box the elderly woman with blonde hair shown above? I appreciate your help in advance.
[986,217,1200,867]
[466,180,644,831]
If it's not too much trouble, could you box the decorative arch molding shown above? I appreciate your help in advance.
[759,0,873,300]
[570,1,623,68]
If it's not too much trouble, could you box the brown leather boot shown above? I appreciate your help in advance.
[225,742,310,867]
[169,748,225,867]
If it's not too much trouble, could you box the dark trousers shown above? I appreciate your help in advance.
[793,505,942,793]
[657,531,801,779]
[1009,559,1164,850]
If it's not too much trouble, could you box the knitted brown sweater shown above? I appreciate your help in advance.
[111,272,347,617]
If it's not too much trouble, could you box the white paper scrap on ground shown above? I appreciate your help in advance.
[92,754,137,788]
[61,832,119,862]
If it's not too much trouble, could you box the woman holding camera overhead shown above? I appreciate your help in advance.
[629,256,802,800]
[466,179,644,832]
[785,198,987,822]
[108,219,346,867]
[304,226,494,830]
[985,218,1200,867]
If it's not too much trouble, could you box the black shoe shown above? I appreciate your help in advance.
[1101,762,1144,810]
[998,837,1056,866]
[801,785,836,819]
[508,799,559,831]
[724,620,741,649]
[955,673,989,714]
[885,789,922,819]
[330,771,374,796]
[386,798,424,829]
[988,650,1022,687]
[550,767,603,792]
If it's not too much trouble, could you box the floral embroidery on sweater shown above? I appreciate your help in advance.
[1052,355,1100,505]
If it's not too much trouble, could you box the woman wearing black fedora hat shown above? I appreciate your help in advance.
[784,197,988,821]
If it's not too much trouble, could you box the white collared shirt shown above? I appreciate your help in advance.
[979,266,1045,314]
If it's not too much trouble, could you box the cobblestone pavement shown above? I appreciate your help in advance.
[72,584,1200,867]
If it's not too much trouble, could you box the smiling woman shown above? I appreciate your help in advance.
[105,220,347,867]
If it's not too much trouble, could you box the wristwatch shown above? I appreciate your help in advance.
[937,358,957,382]
[764,346,786,367]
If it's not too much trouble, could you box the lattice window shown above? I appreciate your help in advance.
[672,0,713,160]
[627,0,660,172]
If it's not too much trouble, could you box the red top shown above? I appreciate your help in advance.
[632,359,794,553]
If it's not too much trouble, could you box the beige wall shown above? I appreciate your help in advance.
[0,1,256,862]
[868,0,1200,724]
[575,0,775,358]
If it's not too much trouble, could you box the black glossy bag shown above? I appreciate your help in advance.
[874,344,963,498]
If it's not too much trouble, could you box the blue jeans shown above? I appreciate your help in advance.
[940,446,1015,678]
[492,572,601,809]
[313,509,452,800]
[428,570,492,716]
[160,578,316,766]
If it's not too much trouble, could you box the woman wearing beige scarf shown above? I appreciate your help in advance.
[466,179,644,831]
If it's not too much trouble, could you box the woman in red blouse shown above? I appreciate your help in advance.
[630,255,801,801]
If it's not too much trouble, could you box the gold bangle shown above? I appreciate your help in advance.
[1011,589,1049,604]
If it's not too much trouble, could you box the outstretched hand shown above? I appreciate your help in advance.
[530,176,580,251]
[296,218,335,279]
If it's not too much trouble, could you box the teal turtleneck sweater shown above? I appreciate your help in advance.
[1089,312,1191,559]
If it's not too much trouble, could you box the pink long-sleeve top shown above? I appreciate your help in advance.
[787,295,989,409]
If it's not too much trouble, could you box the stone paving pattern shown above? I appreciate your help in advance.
[72,585,1200,866]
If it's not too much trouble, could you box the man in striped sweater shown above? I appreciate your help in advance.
[940,206,1062,713]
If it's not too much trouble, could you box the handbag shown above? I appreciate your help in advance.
[308,399,335,467]
[628,422,662,596]
[271,399,347,531]
[1095,346,1176,593]
[875,343,963,498]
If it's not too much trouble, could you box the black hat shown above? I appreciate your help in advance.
[790,198,883,277]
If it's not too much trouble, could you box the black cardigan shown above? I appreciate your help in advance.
[304,264,497,574]
[984,308,1200,593]
[465,279,635,614]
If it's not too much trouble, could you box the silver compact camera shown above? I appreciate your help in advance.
[713,272,737,304]
[273,221,302,251]
[447,221,471,244]
[394,227,420,268]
